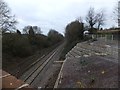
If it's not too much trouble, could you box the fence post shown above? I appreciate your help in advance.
[105,34,107,42]
[111,34,113,41]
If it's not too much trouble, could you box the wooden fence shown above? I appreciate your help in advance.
[92,29,120,41]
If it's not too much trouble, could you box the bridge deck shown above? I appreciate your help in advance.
[1,70,34,89]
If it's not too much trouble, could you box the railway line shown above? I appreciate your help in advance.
[19,43,64,87]
[9,43,61,78]
[12,54,45,78]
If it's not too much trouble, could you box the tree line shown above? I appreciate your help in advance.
[3,26,64,57]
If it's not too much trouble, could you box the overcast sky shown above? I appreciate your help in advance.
[5,0,118,35]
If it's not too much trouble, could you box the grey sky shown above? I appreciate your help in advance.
[5,0,118,35]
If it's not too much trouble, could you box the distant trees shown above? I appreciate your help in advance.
[86,8,98,31]
[47,29,64,45]
[86,7,105,33]
[33,26,42,34]
[96,10,105,30]
[118,1,120,27]
[23,26,31,34]
[23,25,42,34]
[113,1,120,27]
[16,30,21,35]
[0,0,17,33]
[3,28,64,57]
[65,20,84,43]
[28,26,35,35]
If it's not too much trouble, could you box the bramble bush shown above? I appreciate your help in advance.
[3,33,33,57]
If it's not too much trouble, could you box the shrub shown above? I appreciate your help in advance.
[65,20,84,43]
[3,33,33,57]
[12,36,33,57]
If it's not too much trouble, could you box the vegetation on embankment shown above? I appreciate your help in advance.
[59,20,91,60]
[3,27,64,58]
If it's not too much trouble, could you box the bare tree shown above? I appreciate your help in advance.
[23,25,42,34]
[113,1,120,27]
[29,26,35,35]
[76,16,83,23]
[0,0,17,33]
[96,10,105,30]
[119,1,120,27]
[33,26,42,34]
[86,7,105,33]
[23,25,31,34]
[86,7,98,30]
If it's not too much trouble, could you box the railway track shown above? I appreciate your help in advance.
[11,43,61,78]
[19,43,64,86]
